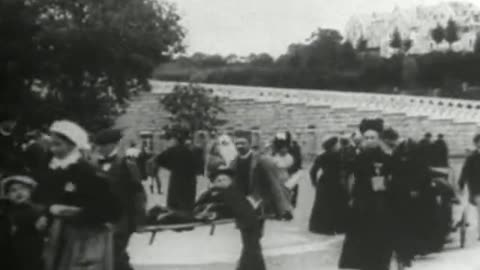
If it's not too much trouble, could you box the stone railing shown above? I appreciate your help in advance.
[149,80,480,125]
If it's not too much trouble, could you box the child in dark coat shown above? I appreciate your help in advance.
[0,175,46,270]
[209,166,266,270]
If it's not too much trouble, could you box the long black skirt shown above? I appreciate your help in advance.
[339,201,393,270]
[309,182,348,235]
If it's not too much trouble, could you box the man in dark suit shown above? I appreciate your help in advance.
[230,130,293,220]
[93,129,146,270]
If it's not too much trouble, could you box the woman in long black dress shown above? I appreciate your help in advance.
[309,136,348,234]
[151,128,198,213]
[34,120,121,270]
[339,120,394,270]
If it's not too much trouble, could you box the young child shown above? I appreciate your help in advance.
[209,166,266,270]
[0,175,46,270]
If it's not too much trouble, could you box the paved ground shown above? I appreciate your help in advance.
[131,159,480,270]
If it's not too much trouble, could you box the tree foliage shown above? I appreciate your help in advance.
[1,0,185,131]
[155,25,480,99]
[431,24,445,46]
[445,18,459,49]
[403,38,413,53]
[390,28,402,50]
[356,36,368,52]
[160,84,226,135]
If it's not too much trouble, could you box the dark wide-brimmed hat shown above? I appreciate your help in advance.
[322,136,339,151]
[359,118,384,134]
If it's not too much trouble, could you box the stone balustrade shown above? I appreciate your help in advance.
[133,80,480,157]
[151,80,480,125]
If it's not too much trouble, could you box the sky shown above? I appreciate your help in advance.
[168,0,480,57]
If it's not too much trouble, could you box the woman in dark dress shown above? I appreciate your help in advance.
[339,120,394,270]
[34,120,121,270]
[151,128,198,213]
[460,134,480,240]
[309,136,348,234]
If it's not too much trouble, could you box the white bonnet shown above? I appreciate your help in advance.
[50,120,91,150]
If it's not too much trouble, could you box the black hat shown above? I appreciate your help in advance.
[322,136,339,151]
[382,128,399,141]
[359,118,384,134]
[94,128,123,145]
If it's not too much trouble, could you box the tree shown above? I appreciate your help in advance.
[3,0,185,131]
[356,36,368,52]
[249,53,274,66]
[390,28,403,51]
[0,0,40,116]
[445,18,459,50]
[225,54,239,64]
[339,41,357,68]
[431,24,445,49]
[160,84,226,135]
[403,38,413,53]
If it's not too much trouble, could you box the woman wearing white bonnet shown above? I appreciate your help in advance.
[48,120,91,169]
[34,119,120,270]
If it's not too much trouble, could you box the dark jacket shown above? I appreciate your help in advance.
[230,152,293,217]
[101,156,146,233]
[460,150,480,203]
[0,199,45,270]
[0,133,24,176]
[34,159,122,226]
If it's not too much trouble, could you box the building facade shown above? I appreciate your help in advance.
[345,1,480,57]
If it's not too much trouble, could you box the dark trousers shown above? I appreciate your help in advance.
[114,231,134,270]
[291,185,299,208]
[237,220,266,270]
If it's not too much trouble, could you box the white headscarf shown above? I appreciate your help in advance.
[217,134,238,165]
[49,120,90,169]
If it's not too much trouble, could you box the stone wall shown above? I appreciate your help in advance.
[115,80,480,158]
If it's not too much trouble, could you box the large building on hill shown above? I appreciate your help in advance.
[345,1,480,57]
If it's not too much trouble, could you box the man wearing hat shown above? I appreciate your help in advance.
[93,128,146,270]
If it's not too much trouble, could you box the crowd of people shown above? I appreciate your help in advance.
[307,119,476,270]
[1,105,480,270]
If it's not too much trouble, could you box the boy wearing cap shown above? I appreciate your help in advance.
[93,128,146,270]
[209,167,266,270]
[0,175,46,270]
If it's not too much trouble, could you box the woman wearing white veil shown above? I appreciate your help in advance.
[206,134,238,177]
